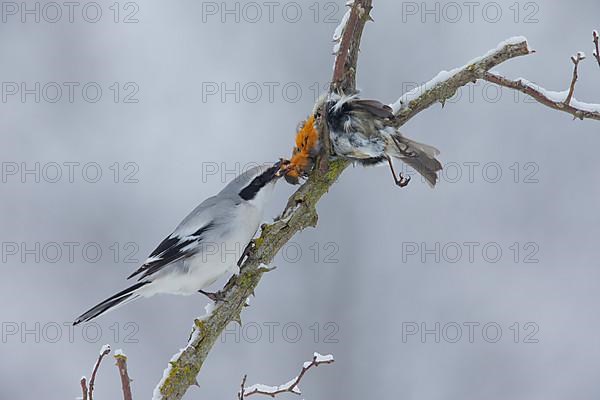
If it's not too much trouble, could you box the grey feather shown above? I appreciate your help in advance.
[128,165,274,281]
[348,99,395,119]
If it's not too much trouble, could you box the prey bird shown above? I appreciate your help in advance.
[281,93,442,187]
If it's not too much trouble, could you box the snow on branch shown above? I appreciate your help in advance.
[392,35,600,124]
[238,353,335,399]
[88,344,111,400]
[483,44,600,121]
[483,72,600,120]
[391,37,533,126]
[321,0,372,172]
[331,0,372,92]
[114,350,133,400]
[77,345,134,400]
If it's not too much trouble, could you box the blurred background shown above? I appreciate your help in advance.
[1,1,600,399]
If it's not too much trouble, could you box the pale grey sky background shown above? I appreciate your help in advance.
[1,1,600,399]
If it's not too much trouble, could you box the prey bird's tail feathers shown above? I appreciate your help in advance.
[387,133,442,187]
[326,95,443,187]
[73,281,150,325]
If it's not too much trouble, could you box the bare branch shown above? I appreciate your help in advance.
[391,37,533,127]
[114,351,133,400]
[564,51,586,105]
[331,0,373,93]
[318,0,372,173]
[238,353,334,399]
[80,377,88,400]
[593,30,600,68]
[89,345,111,400]
[483,72,600,121]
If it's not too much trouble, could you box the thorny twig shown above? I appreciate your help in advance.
[237,375,248,400]
[238,353,335,399]
[80,377,88,400]
[564,51,586,105]
[114,352,134,400]
[88,345,111,400]
[593,30,600,68]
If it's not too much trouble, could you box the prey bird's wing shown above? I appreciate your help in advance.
[347,99,395,119]
[127,196,238,281]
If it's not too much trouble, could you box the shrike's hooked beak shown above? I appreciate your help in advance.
[274,159,291,177]
[275,159,302,185]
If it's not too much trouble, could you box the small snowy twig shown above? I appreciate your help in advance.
[483,73,600,121]
[88,345,111,400]
[114,351,133,400]
[480,38,600,121]
[564,51,586,105]
[79,346,135,400]
[593,31,600,68]
[238,353,334,399]
[80,377,89,400]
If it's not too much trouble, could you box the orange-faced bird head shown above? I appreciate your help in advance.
[280,115,321,184]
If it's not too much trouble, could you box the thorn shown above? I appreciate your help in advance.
[234,315,242,326]
[257,266,277,274]
[193,379,200,388]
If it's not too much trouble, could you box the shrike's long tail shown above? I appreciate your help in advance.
[73,281,150,325]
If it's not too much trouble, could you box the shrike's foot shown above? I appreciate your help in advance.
[198,289,227,303]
